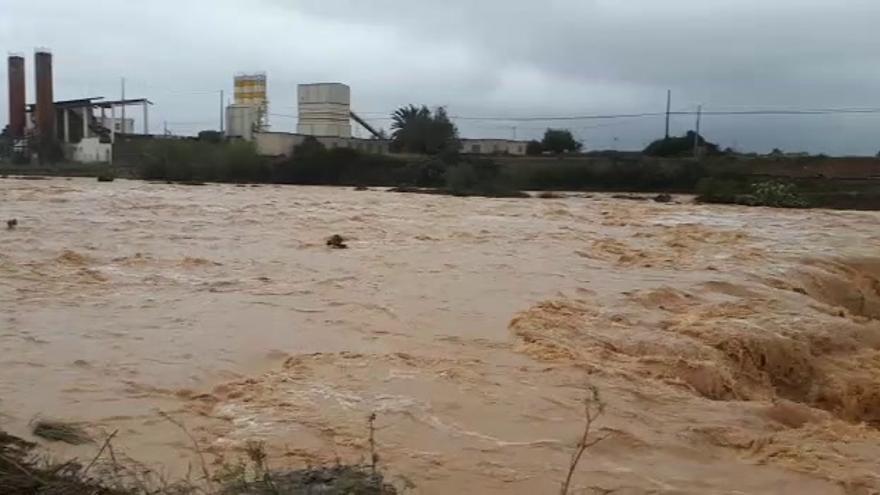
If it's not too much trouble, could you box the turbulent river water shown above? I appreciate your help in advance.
[2,177,880,494]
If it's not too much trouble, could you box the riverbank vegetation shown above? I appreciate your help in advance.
[132,137,712,194]
[696,178,808,207]
[525,129,583,155]
[135,137,527,198]
[3,133,880,209]
[1,416,400,494]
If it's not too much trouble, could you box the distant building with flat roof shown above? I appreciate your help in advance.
[460,138,528,156]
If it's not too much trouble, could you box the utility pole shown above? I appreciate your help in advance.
[219,90,225,134]
[164,120,168,136]
[121,77,126,135]
[512,126,517,140]
[665,89,671,139]
[693,104,703,158]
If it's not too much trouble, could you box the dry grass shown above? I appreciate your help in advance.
[31,419,92,445]
[1,411,401,494]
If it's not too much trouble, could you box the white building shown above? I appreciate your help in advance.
[71,137,112,163]
[297,83,352,138]
[460,138,528,156]
[254,131,388,157]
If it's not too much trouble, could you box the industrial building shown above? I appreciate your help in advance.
[297,83,352,138]
[226,79,388,157]
[254,132,389,157]
[225,73,269,141]
[460,138,529,156]
[5,50,152,163]
[97,117,135,134]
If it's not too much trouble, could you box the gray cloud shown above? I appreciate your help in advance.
[3,0,880,153]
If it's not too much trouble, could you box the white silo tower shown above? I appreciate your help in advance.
[297,83,351,138]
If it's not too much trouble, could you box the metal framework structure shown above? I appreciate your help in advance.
[233,72,268,131]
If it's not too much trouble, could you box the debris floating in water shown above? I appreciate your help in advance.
[326,234,348,249]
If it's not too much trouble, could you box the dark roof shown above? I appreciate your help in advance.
[26,97,104,110]
[94,98,153,108]
[25,97,153,110]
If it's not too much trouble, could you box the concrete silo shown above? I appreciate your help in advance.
[297,83,351,138]
[232,72,268,131]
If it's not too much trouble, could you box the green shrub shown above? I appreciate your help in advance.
[695,177,743,203]
[273,139,411,186]
[506,159,707,192]
[413,158,447,187]
[644,132,720,157]
[696,178,808,208]
[139,139,269,183]
[444,158,526,197]
[749,181,808,208]
[223,141,270,182]
[526,140,543,155]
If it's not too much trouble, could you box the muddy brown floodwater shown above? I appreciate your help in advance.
[2,178,880,494]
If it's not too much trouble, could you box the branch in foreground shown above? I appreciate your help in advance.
[560,384,607,495]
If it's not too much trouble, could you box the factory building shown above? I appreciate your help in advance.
[5,50,152,163]
[460,138,529,156]
[254,132,389,157]
[97,117,135,134]
[226,79,388,157]
[297,83,352,138]
[226,73,269,141]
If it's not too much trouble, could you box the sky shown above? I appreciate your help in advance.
[2,0,880,155]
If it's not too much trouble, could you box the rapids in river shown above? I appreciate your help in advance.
[2,178,879,493]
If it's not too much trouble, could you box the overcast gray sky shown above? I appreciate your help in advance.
[3,0,879,154]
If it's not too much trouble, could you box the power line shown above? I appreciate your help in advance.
[446,108,880,122]
[450,112,667,122]
[694,108,880,116]
[265,107,880,129]
[263,106,880,124]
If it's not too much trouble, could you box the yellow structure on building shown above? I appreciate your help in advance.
[233,73,268,130]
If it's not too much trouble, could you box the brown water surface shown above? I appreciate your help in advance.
[2,178,880,493]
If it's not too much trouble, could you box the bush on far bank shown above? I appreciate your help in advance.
[135,138,712,195]
[140,139,270,183]
[503,158,707,192]
[696,177,809,208]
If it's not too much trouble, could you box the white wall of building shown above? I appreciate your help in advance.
[461,139,528,156]
[297,83,352,138]
[70,137,112,163]
[254,131,388,157]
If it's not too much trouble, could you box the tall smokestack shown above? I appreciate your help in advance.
[34,50,55,143]
[7,55,26,139]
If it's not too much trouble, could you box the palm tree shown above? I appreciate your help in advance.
[390,105,458,155]
[391,105,429,153]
